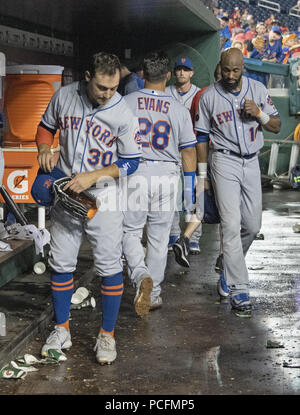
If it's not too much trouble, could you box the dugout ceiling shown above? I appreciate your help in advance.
[0,0,220,85]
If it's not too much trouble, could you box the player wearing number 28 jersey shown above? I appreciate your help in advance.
[122,50,197,316]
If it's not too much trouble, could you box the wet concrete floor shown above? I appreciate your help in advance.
[0,188,299,396]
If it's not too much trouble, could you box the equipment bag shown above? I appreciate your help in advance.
[290,165,300,190]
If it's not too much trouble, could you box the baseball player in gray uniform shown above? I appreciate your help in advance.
[122,50,197,315]
[195,48,280,317]
[36,52,141,364]
[165,57,202,254]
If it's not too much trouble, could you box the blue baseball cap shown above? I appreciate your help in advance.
[31,166,66,206]
[271,25,282,35]
[174,57,193,70]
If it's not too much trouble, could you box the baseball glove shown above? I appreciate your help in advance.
[53,177,98,220]
[252,36,267,52]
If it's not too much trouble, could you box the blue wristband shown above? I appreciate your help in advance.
[183,171,196,211]
[114,157,140,176]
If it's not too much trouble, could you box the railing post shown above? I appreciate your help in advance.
[268,143,279,176]
[288,144,300,178]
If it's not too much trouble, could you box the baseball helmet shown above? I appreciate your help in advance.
[31,166,66,206]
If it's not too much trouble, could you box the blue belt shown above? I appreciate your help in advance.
[216,149,257,159]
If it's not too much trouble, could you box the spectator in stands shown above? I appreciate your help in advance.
[233,30,246,44]
[219,15,232,50]
[231,40,248,56]
[241,9,249,26]
[265,13,276,30]
[246,15,255,26]
[245,23,256,41]
[245,39,254,56]
[255,22,267,39]
[282,33,300,63]
[231,7,241,21]
[263,25,284,63]
[231,7,241,31]
[251,36,268,60]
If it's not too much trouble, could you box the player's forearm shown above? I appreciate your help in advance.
[67,165,121,193]
[37,143,55,172]
[196,141,209,179]
[196,142,209,163]
[93,164,121,182]
[262,115,281,134]
[181,146,197,173]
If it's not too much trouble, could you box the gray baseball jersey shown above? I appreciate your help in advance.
[124,88,196,161]
[41,80,141,277]
[42,80,141,176]
[165,84,200,110]
[194,76,279,155]
[195,75,280,296]
[122,88,196,300]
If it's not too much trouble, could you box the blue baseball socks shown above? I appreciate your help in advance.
[100,272,124,337]
[51,272,74,331]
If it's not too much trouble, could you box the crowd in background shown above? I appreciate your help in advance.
[209,4,300,87]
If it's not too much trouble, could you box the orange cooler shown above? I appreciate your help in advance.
[3,65,63,147]
[1,65,63,204]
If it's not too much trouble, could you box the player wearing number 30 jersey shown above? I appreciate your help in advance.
[36,52,141,365]
[122,50,197,316]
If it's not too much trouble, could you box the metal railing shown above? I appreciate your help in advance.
[289,5,300,18]
[257,0,280,13]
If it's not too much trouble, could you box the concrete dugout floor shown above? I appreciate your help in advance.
[0,188,299,396]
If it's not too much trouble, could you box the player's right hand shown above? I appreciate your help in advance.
[37,144,55,172]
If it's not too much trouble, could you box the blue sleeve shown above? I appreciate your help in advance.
[113,157,140,176]
[250,49,260,59]
[196,132,209,143]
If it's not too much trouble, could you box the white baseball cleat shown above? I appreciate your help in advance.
[149,296,163,311]
[94,333,117,365]
[41,325,72,361]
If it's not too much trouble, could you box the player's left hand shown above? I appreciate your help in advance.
[63,171,98,193]
[244,98,260,118]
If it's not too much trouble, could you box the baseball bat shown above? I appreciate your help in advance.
[0,185,28,226]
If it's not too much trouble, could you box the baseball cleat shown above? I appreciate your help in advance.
[41,325,72,361]
[134,275,153,317]
[217,270,229,298]
[173,236,190,268]
[231,293,252,318]
[149,296,163,311]
[94,333,117,365]
[215,254,224,273]
[189,242,201,255]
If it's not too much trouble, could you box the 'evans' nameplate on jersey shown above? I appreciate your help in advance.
[125,88,196,163]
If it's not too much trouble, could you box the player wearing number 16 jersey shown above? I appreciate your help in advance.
[195,48,280,317]
[122,50,197,316]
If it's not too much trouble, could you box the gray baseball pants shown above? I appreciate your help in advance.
[122,160,180,300]
[210,151,262,295]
